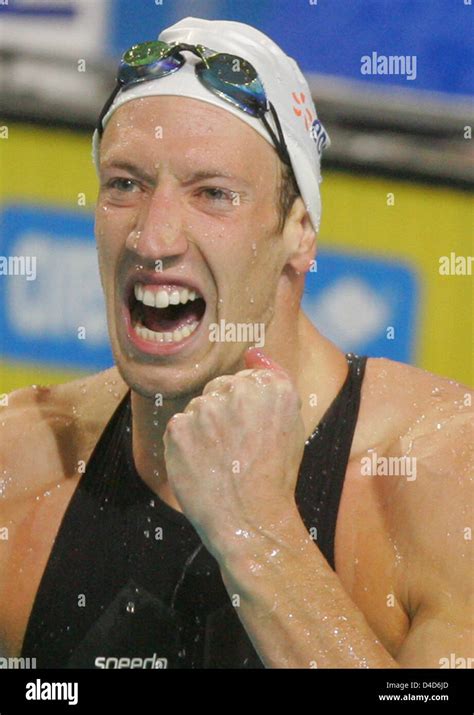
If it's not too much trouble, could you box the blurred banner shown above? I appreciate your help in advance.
[0,0,108,57]
[0,123,472,394]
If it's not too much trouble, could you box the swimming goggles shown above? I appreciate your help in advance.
[97,40,292,167]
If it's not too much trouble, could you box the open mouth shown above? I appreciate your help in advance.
[128,282,207,344]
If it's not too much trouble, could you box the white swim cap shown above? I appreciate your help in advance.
[92,17,330,232]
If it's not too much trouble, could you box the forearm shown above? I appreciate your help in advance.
[218,507,399,669]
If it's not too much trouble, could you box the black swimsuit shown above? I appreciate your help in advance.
[21,353,367,668]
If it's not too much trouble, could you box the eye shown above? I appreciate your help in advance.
[199,187,235,202]
[106,177,140,192]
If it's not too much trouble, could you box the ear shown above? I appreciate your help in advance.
[282,196,317,273]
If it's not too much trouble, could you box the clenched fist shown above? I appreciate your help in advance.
[163,348,306,558]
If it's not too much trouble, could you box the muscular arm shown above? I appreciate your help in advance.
[218,411,473,669]
[393,410,473,668]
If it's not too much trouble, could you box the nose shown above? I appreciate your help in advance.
[126,181,189,260]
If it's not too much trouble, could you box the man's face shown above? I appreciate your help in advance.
[95,95,290,399]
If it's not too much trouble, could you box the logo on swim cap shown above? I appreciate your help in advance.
[310,119,329,155]
[291,91,314,130]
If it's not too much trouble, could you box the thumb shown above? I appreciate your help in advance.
[244,347,288,374]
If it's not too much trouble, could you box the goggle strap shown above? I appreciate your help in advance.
[262,103,292,166]
[97,82,122,137]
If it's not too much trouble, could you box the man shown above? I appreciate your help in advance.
[0,17,472,669]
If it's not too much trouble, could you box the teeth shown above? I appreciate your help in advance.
[155,290,170,309]
[143,289,156,307]
[134,320,199,344]
[134,283,200,307]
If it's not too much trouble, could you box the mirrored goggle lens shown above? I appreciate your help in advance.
[207,54,258,86]
[199,55,267,117]
[119,45,183,84]
[123,41,170,67]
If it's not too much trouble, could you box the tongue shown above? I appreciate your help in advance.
[142,303,200,332]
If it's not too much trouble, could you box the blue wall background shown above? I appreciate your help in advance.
[109,0,473,96]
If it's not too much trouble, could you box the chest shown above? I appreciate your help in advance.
[1,457,410,663]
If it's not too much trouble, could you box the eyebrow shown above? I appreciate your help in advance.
[99,161,156,185]
[181,170,244,185]
[100,161,250,188]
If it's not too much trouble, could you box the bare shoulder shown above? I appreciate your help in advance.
[352,357,473,455]
[353,357,473,509]
[0,366,128,500]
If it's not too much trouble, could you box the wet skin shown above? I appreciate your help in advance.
[0,97,472,668]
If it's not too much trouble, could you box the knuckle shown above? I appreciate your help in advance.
[166,412,187,432]
[202,375,233,395]
[184,395,206,413]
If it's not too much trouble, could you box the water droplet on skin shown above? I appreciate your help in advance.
[235,528,251,539]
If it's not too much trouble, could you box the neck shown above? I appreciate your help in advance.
[131,310,347,511]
